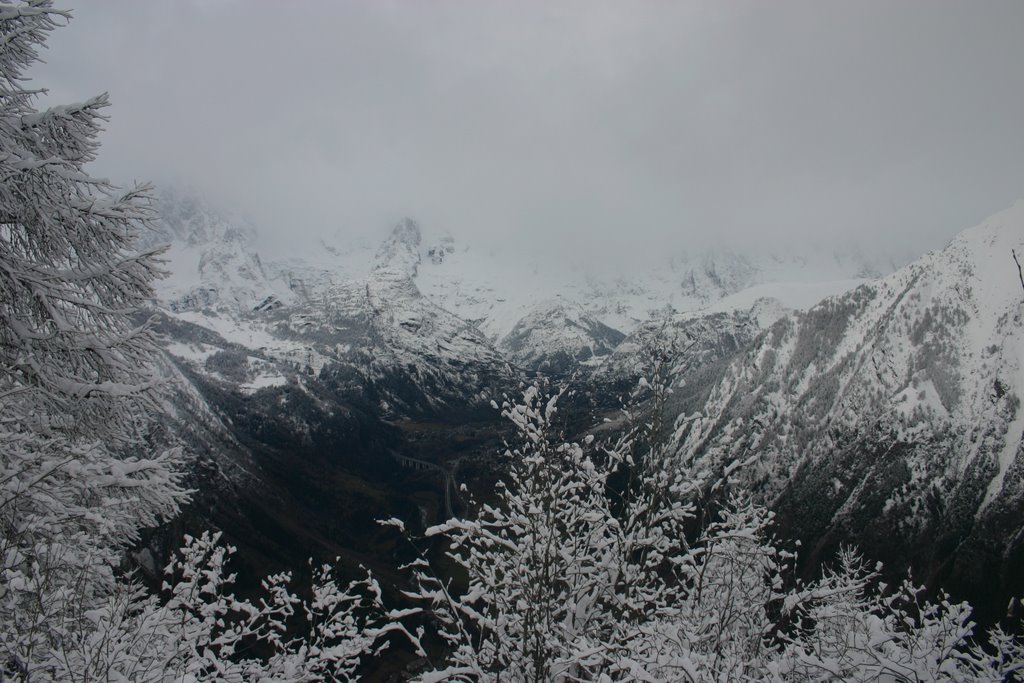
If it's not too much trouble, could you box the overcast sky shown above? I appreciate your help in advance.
[30,0,1024,261]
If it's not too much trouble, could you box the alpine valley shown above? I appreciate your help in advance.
[144,187,1024,625]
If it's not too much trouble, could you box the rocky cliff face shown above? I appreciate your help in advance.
[670,202,1024,618]
[146,188,298,313]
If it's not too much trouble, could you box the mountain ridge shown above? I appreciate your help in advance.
[143,187,1024,624]
[149,188,895,374]
[668,201,1024,619]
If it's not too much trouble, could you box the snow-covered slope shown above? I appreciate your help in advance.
[671,201,1024,608]
[157,215,514,418]
[277,241,511,415]
[146,188,299,312]
[501,301,626,373]
[411,235,887,368]
[149,187,893,374]
[600,301,774,385]
[348,222,885,371]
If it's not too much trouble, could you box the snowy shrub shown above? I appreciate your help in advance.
[54,532,408,682]
[387,381,1024,682]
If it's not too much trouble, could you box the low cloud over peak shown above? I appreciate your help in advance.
[32,0,1024,264]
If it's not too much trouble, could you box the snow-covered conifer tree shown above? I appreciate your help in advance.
[0,9,412,679]
[0,2,187,677]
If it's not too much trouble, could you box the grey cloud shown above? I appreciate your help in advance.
[30,0,1024,261]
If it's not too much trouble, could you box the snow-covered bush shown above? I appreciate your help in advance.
[389,380,1024,681]
[387,384,620,680]
[386,378,703,681]
[57,531,407,682]
[775,549,1024,681]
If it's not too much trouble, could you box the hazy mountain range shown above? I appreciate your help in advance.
[145,187,1024,623]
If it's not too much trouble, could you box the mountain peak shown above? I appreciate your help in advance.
[672,202,1024,590]
[148,186,295,312]
[932,200,1024,321]
[391,217,422,244]
[375,218,423,276]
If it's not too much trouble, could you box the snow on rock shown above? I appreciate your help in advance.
[414,243,881,348]
[146,187,298,313]
[154,213,515,418]
[671,201,1024,601]
[150,192,893,377]
[500,299,626,372]
[374,217,422,277]
[150,197,910,409]
[408,229,884,372]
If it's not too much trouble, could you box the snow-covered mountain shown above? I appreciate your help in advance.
[670,201,1024,614]
[408,231,887,368]
[502,302,626,373]
[146,188,896,376]
[145,187,1024,620]
[152,209,512,418]
[145,188,300,313]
